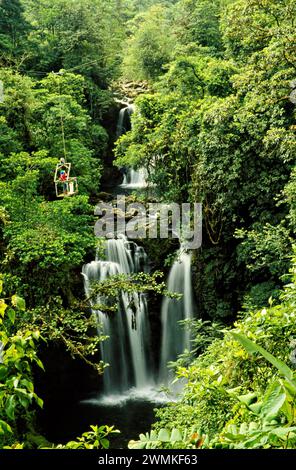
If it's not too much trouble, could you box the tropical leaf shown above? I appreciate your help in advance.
[11,295,26,312]
[260,381,286,422]
[231,332,295,382]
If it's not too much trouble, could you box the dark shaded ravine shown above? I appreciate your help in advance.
[39,394,162,448]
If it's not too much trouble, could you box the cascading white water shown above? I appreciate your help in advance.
[117,103,148,189]
[81,105,196,399]
[120,167,148,189]
[159,247,195,383]
[82,234,152,395]
[116,103,134,138]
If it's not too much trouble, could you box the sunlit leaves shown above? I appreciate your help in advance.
[11,295,26,312]
[55,424,120,450]
[0,285,44,446]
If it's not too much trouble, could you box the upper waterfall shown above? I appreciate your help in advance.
[116,103,135,138]
[120,167,148,189]
[117,103,148,190]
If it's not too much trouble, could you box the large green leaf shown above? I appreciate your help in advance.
[128,428,186,449]
[129,430,160,449]
[0,420,12,435]
[270,427,296,439]
[282,379,296,398]
[0,364,7,381]
[158,428,170,442]
[231,332,295,382]
[139,430,158,442]
[170,428,183,442]
[7,308,15,325]
[249,401,263,414]
[0,299,7,318]
[11,295,26,312]
[5,395,16,420]
[237,392,258,406]
[260,381,286,422]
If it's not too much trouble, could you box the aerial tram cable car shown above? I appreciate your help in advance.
[53,72,78,198]
[54,158,78,198]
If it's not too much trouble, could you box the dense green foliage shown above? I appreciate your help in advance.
[116,0,296,319]
[0,282,44,448]
[130,257,296,448]
[114,0,296,450]
[0,0,167,449]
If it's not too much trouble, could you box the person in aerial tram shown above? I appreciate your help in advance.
[59,169,68,195]
[54,160,78,197]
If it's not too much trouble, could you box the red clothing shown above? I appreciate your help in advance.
[60,173,68,181]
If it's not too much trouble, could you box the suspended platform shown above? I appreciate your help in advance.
[54,161,78,198]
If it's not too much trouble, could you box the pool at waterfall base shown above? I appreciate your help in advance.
[38,387,170,448]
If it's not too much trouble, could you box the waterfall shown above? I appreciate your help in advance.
[116,103,134,138]
[159,247,195,383]
[120,168,148,189]
[81,105,197,399]
[117,103,148,189]
[82,234,152,395]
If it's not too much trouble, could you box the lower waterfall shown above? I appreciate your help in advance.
[159,247,195,383]
[82,234,153,395]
